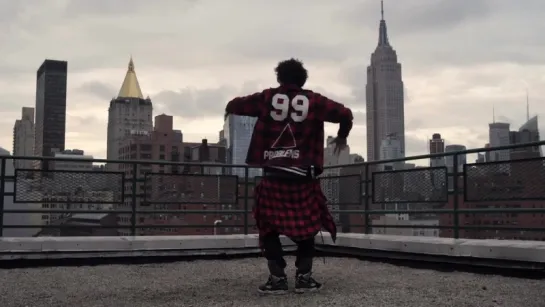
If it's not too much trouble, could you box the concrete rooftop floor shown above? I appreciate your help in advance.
[1,256,543,307]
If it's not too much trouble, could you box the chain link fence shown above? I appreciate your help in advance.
[143,173,238,204]
[14,169,124,204]
[464,158,545,201]
[372,167,448,204]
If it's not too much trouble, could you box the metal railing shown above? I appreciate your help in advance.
[0,141,544,240]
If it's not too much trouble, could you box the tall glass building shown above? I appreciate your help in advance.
[223,115,262,179]
[35,60,68,159]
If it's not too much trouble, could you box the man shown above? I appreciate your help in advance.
[224,58,353,295]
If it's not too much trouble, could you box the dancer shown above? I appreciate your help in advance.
[225,58,353,294]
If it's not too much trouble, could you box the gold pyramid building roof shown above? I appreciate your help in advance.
[117,57,144,99]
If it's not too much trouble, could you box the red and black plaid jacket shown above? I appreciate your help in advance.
[225,85,353,176]
[253,176,338,244]
[226,85,353,244]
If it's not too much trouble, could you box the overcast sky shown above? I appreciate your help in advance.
[1,0,544,160]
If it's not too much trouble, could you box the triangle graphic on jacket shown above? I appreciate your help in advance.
[270,124,297,149]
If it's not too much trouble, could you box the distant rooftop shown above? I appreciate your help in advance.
[1,257,542,307]
[519,115,539,132]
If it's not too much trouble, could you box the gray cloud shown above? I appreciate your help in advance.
[405,135,429,156]
[335,1,545,68]
[63,0,153,16]
[1,0,545,159]
[68,115,101,127]
[391,0,491,34]
[5,0,545,73]
[339,0,491,34]
[78,81,117,100]
[153,86,236,119]
[0,1,27,25]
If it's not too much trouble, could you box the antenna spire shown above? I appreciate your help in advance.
[377,0,390,46]
[492,103,496,123]
[526,89,530,121]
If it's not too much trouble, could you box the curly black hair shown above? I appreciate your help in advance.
[275,58,308,87]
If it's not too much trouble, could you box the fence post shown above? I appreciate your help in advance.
[130,162,138,236]
[364,163,371,234]
[243,167,249,235]
[0,158,5,237]
[452,153,460,239]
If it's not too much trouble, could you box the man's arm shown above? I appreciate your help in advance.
[225,90,268,118]
[314,93,354,139]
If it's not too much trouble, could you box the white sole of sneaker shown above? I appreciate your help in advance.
[294,286,323,294]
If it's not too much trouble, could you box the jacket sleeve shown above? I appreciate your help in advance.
[225,90,269,118]
[314,93,354,138]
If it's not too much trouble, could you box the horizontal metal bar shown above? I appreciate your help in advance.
[4,209,545,215]
[456,208,545,214]
[142,201,240,205]
[1,156,257,168]
[1,225,130,229]
[332,208,545,214]
[4,223,544,232]
[343,224,545,232]
[369,224,448,229]
[3,210,132,214]
[330,209,451,214]
[1,224,250,229]
[457,225,545,231]
[135,224,249,228]
[136,210,247,214]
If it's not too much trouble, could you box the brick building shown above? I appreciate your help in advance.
[116,114,183,235]
[132,137,260,236]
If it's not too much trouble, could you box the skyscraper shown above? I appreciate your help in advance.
[379,133,403,170]
[34,59,68,162]
[13,107,35,169]
[223,115,262,178]
[445,144,467,173]
[323,136,351,225]
[429,133,445,167]
[510,115,541,159]
[106,57,153,163]
[366,1,405,162]
[488,122,511,161]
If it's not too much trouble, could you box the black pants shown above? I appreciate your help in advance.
[262,232,315,276]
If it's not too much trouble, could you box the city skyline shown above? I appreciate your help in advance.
[1,1,545,159]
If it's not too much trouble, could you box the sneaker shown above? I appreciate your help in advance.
[294,272,322,294]
[257,275,289,295]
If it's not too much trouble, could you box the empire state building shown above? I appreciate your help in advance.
[366,1,405,162]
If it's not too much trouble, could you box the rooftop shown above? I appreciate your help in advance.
[2,141,545,306]
[2,256,543,307]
